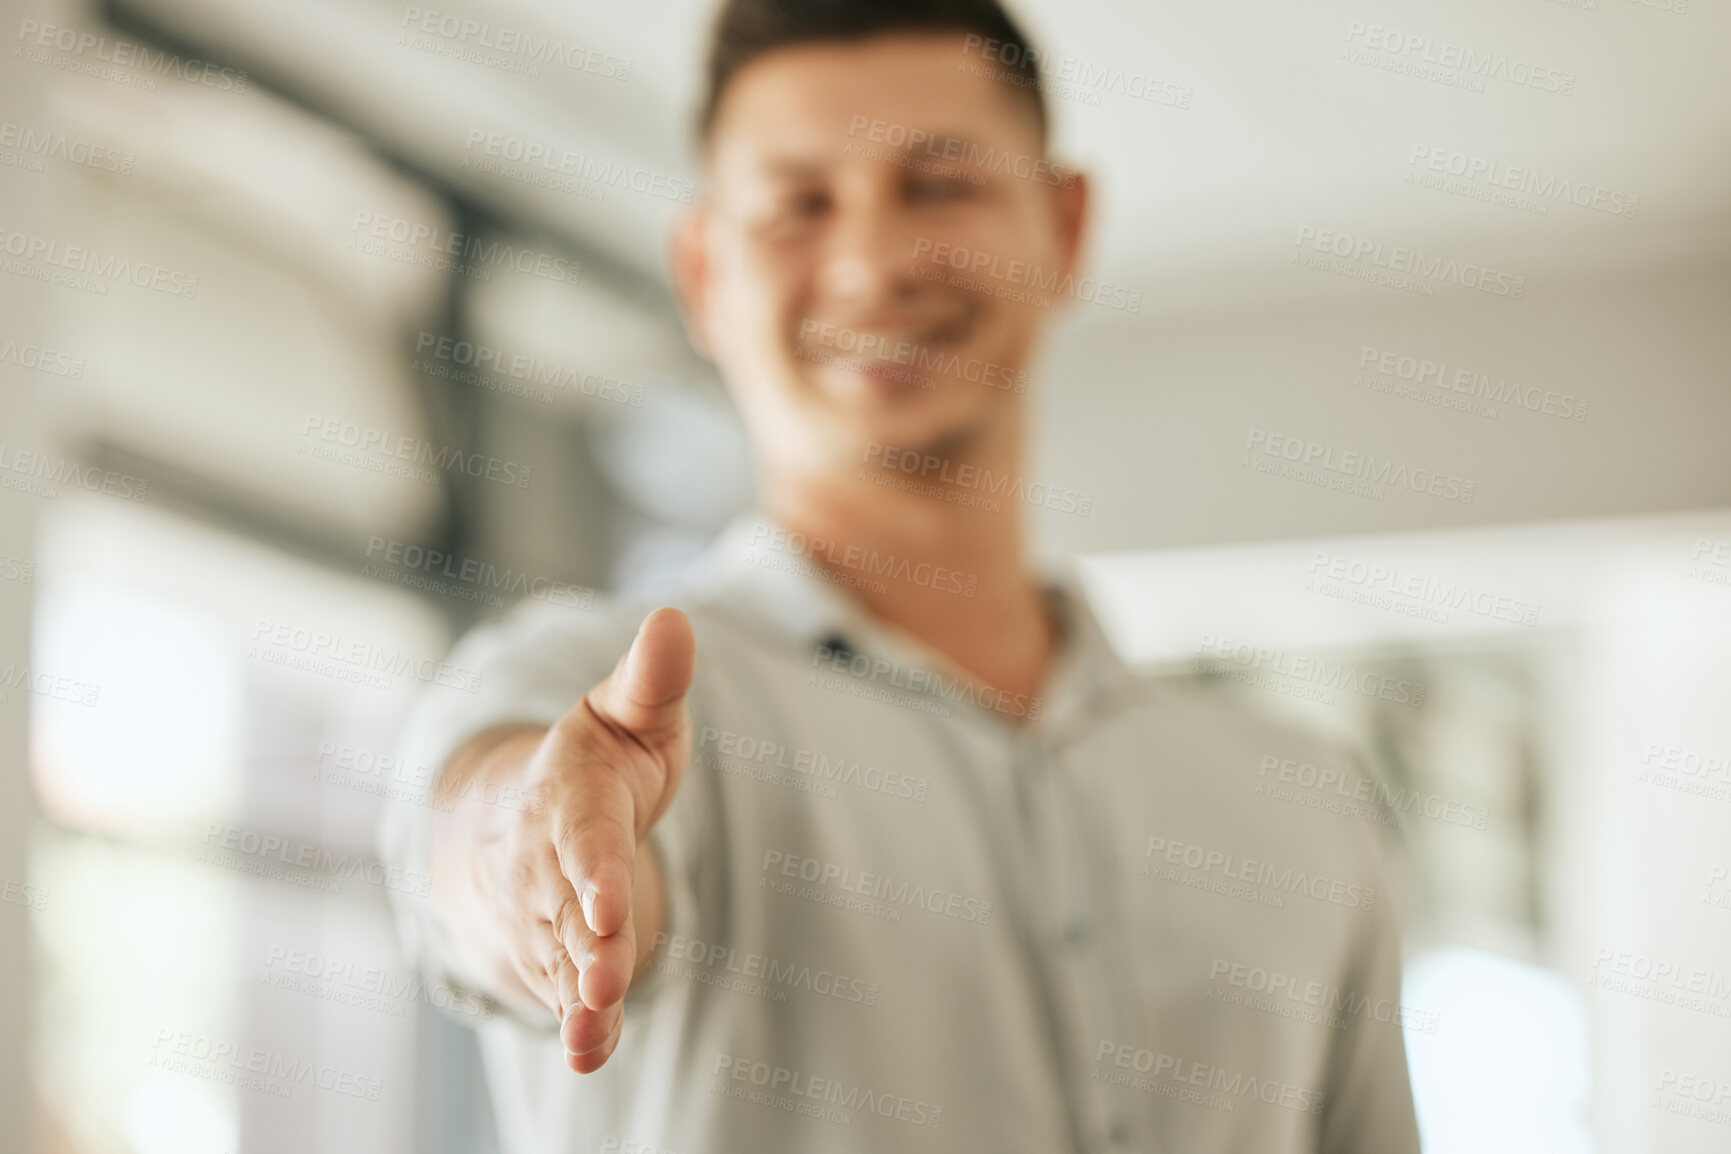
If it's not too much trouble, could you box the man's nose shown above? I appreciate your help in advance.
[816,200,919,307]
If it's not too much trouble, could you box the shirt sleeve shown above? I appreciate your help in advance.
[374,594,706,1030]
[1316,800,1424,1154]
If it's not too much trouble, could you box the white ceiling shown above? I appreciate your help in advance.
[88,0,1731,555]
[115,0,1731,292]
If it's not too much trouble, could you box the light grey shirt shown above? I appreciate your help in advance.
[380,513,1422,1154]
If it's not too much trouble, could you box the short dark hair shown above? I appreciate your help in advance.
[698,0,1048,148]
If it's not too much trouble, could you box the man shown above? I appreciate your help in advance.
[381,1,1423,1150]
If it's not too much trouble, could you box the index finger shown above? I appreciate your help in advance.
[549,732,642,942]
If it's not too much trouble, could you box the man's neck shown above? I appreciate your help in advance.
[761,429,1059,717]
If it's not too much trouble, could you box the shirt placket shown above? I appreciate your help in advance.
[1013,725,1151,1154]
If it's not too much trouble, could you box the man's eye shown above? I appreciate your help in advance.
[907,177,975,203]
[782,190,830,218]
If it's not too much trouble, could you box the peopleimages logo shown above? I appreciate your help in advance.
[16,19,250,92]
[1341,21,1576,96]
[0,119,134,174]
[811,640,1040,720]
[910,238,1142,312]
[1293,226,1525,299]
[1143,834,1376,911]
[712,1053,944,1129]
[1205,957,1441,1034]
[700,726,931,803]
[1306,550,1540,628]
[959,34,1194,110]
[1258,753,1490,830]
[846,116,1073,186]
[1195,633,1428,708]
[249,617,484,695]
[1407,145,1638,220]
[650,930,881,1006]
[460,130,695,203]
[399,8,632,79]
[1653,1071,1731,1129]
[299,414,533,489]
[0,443,149,503]
[412,332,643,407]
[798,319,1029,393]
[312,739,541,815]
[0,664,101,708]
[262,945,492,1019]
[350,211,580,283]
[1094,1040,1326,1115]
[364,535,595,610]
[1589,947,1731,1017]
[150,1028,382,1101]
[0,336,84,378]
[1687,539,1731,594]
[1245,427,1476,504]
[747,524,979,598]
[1356,344,1589,423]
[761,849,993,924]
[0,227,200,298]
[1636,741,1730,804]
[201,822,433,898]
[0,878,49,911]
[862,442,1090,517]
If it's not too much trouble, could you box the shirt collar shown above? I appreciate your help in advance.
[684,512,862,649]
[684,512,1141,735]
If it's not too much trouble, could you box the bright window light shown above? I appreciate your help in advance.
[124,1073,237,1154]
[32,577,242,835]
[1404,946,1594,1154]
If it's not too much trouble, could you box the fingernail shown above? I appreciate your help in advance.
[580,884,599,930]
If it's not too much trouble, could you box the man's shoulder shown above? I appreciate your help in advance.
[1113,669,1359,765]
[1102,673,1398,868]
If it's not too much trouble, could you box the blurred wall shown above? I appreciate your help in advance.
[1029,249,1731,558]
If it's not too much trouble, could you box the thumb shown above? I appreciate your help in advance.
[597,606,696,741]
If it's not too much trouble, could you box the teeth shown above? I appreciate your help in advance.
[801,333,947,350]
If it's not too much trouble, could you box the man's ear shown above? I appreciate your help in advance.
[1050,166,1091,283]
[669,208,713,359]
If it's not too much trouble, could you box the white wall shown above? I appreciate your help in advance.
[1029,251,1731,559]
